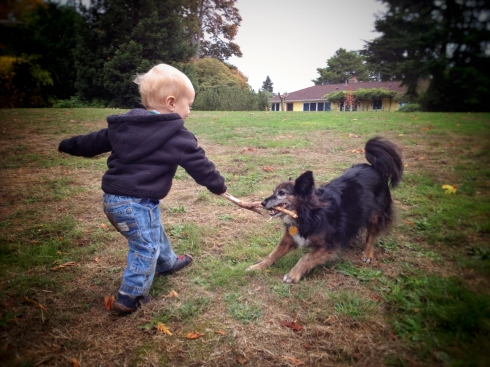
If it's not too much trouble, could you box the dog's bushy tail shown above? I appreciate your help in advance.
[365,136,403,188]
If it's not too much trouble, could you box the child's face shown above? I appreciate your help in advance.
[173,90,195,120]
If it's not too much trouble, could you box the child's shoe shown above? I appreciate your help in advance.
[158,254,193,276]
[112,292,151,314]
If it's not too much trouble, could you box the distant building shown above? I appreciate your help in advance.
[270,78,406,112]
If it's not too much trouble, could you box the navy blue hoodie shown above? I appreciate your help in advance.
[58,109,227,199]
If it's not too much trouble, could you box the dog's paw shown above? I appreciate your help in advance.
[283,272,301,284]
[362,253,373,264]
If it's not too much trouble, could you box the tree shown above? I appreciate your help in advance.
[184,0,242,61]
[362,0,490,111]
[74,0,194,107]
[0,1,84,105]
[261,75,273,93]
[313,48,374,85]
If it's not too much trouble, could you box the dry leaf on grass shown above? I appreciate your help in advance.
[156,323,173,335]
[104,295,115,310]
[214,330,227,335]
[351,148,364,154]
[442,184,458,194]
[72,358,80,367]
[50,261,76,271]
[168,290,178,298]
[262,166,274,172]
[280,320,302,331]
[283,356,304,365]
[24,297,48,312]
[186,331,205,339]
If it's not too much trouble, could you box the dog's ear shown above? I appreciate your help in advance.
[294,171,315,198]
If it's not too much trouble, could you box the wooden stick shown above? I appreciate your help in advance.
[270,206,298,219]
[220,192,299,218]
[221,192,263,215]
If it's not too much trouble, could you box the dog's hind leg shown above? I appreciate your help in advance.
[362,214,380,264]
[283,247,337,284]
[247,231,297,271]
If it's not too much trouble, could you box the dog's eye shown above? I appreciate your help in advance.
[278,190,286,196]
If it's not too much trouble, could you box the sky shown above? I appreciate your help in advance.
[228,0,388,93]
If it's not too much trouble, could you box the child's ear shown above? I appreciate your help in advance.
[165,96,176,110]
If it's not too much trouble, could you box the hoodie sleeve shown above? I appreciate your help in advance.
[58,129,112,157]
[178,135,227,195]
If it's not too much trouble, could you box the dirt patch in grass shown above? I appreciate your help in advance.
[1,111,489,366]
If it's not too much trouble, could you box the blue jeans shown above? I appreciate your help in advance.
[103,194,177,296]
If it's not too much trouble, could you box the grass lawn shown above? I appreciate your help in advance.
[0,108,489,366]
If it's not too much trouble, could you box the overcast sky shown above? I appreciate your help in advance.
[228,0,387,93]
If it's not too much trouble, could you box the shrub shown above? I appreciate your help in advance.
[398,103,423,112]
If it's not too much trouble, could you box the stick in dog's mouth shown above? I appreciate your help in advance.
[269,205,298,218]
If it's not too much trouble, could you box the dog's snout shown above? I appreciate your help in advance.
[261,200,267,207]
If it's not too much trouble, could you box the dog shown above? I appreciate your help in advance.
[247,136,403,283]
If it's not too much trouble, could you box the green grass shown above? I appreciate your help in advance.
[0,109,489,366]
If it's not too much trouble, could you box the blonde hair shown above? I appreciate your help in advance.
[134,64,194,110]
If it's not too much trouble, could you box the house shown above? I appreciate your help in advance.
[270,77,406,112]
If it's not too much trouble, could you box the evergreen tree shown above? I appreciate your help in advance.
[362,0,490,111]
[261,75,273,93]
[0,1,84,106]
[74,0,194,107]
[313,48,373,85]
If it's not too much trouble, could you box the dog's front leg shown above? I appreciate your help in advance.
[247,231,297,271]
[283,247,337,283]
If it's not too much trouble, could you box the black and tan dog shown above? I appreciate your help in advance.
[247,136,403,283]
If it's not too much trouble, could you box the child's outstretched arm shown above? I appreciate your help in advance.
[58,129,111,157]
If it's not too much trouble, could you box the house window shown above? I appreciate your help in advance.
[271,103,280,111]
[373,99,382,110]
[310,103,317,111]
[318,102,324,111]
[287,103,293,111]
[324,102,331,111]
[303,103,310,111]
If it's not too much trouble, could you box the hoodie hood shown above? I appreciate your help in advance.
[106,109,184,164]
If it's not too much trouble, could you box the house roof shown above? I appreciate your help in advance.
[271,81,406,102]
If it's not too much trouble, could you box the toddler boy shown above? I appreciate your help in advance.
[58,64,227,314]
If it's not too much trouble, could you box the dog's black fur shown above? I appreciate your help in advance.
[248,136,403,283]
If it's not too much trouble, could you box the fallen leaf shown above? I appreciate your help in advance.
[351,148,364,154]
[168,290,178,297]
[348,133,360,137]
[416,156,426,161]
[104,295,115,310]
[236,356,248,364]
[351,119,358,121]
[24,297,48,312]
[101,223,108,229]
[72,358,80,367]
[94,257,99,262]
[263,166,274,172]
[283,356,305,365]
[50,261,76,271]
[370,294,381,302]
[280,320,302,331]
[442,184,458,194]
[215,330,227,335]
[186,331,205,339]
[156,323,173,335]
